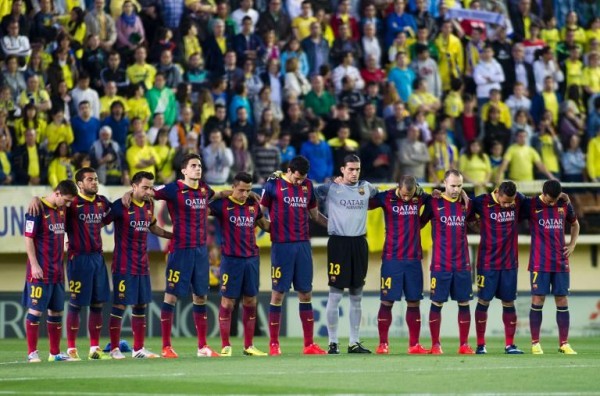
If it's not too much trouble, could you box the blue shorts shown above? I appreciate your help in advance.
[220,255,259,299]
[530,271,570,296]
[165,247,209,297]
[22,282,65,312]
[477,269,518,302]
[271,241,313,293]
[430,271,473,303]
[380,259,423,302]
[112,273,152,306]
[67,253,110,306]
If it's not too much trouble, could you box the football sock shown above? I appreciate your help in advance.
[268,304,282,345]
[502,305,517,346]
[406,306,421,346]
[299,301,314,347]
[348,288,363,345]
[47,315,62,356]
[475,303,489,346]
[429,303,442,346]
[242,305,257,349]
[26,313,40,354]
[88,306,103,348]
[160,302,175,348]
[529,304,543,343]
[109,307,124,352]
[377,303,393,344]
[326,287,343,344]
[66,304,81,349]
[458,304,471,346]
[218,305,232,348]
[193,304,208,348]
[131,307,146,351]
[556,306,570,345]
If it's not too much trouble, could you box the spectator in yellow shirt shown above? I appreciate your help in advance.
[407,77,441,129]
[428,128,458,184]
[100,81,128,119]
[481,89,512,129]
[292,1,317,41]
[126,130,159,176]
[587,130,600,182]
[183,23,202,64]
[458,140,491,196]
[495,129,556,184]
[126,46,156,90]
[47,141,75,188]
[44,108,74,153]
[583,52,600,97]
[435,20,464,91]
[126,82,151,125]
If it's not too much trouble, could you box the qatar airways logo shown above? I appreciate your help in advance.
[490,211,515,223]
[340,199,366,210]
[539,218,563,229]
[229,216,255,227]
[79,213,104,224]
[284,196,307,207]
[392,204,418,215]
[48,223,65,234]
[186,198,206,210]
[130,220,151,232]
[440,215,465,227]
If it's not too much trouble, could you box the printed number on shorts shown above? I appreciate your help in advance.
[329,263,341,276]
[476,275,485,288]
[30,286,42,298]
[222,274,229,285]
[532,271,538,284]
[430,277,437,290]
[271,267,282,279]
[167,269,180,283]
[69,281,82,293]
[118,280,126,292]
[380,277,392,290]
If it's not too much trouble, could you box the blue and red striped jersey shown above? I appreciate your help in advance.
[522,196,577,273]
[421,196,471,272]
[66,193,111,255]
[260,175,317,243]
[209,197,263,258]
[154,180,214,249]
[370,189,426,261]
[471,192,525,271]
[109,199,156,275]
[24,198,67,284]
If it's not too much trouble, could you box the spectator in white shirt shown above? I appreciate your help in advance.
[361,22,381,68]
[70,71,101,119]
[231,0,260,32]
[505,82,532,119]
[332,51,364,94]
[473,44,505,104]
[533,46,564,93]
[1,21,31,61]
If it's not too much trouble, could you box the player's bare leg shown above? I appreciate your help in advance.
[161,293,178,357]
[406,301,428,354]
[457,301,474,354]
[555,295,576,354]
[193,294,219,357]
[269,290,284,355]
[501,300,523,354]
[475,298,490,354]
[219,296,235,356]
[298,291,326,355]
[241,295,267,356]
[530,295,545,354]
[376,301,393,354]
[429,302,444,354]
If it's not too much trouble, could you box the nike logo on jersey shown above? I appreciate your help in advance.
[95,325,102,329]
[280,188,288,191]
[535,209,544,213]
[437,207,445,210]
[227,206,235,210]
[270,322,279,326]
[128,211,135,215]
[44,214,51,218]
[77,204,85,208]
[487,204,496,208]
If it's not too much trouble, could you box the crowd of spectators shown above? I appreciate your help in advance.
[0,0,600,189]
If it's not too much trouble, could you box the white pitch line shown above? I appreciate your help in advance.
[0,373,185,382]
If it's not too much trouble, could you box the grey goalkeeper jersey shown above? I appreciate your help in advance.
[315,181,378,237]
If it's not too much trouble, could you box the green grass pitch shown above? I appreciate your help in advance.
[1,337,599,395]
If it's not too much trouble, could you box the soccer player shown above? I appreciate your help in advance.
[29,167,114,360]
[315,154,378,354]
[369,175,430,355]
[107,171,173,359]
[522,180,579,354]
[209,172,271,357]
[23,179,78,362]
[420,169,475,355]
[470,181,525,355]
[260,155,329,356]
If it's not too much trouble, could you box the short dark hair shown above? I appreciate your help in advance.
[131,171,154,185]
[542,179,562,199]
[75,167,97,182]
[443,169,462,180]
[497,180,517,197]
[398,175,417,190]
[78,100,90,108]
[288,155,310,175]
[342,154,361,166]
[56,179,78,196]
[181,153,201,170]
[233,172,253,185]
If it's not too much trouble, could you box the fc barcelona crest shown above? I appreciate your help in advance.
[302,186,308,192]
[358,187,365,195]
[249,206,255,213]
[330,276,336,282]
